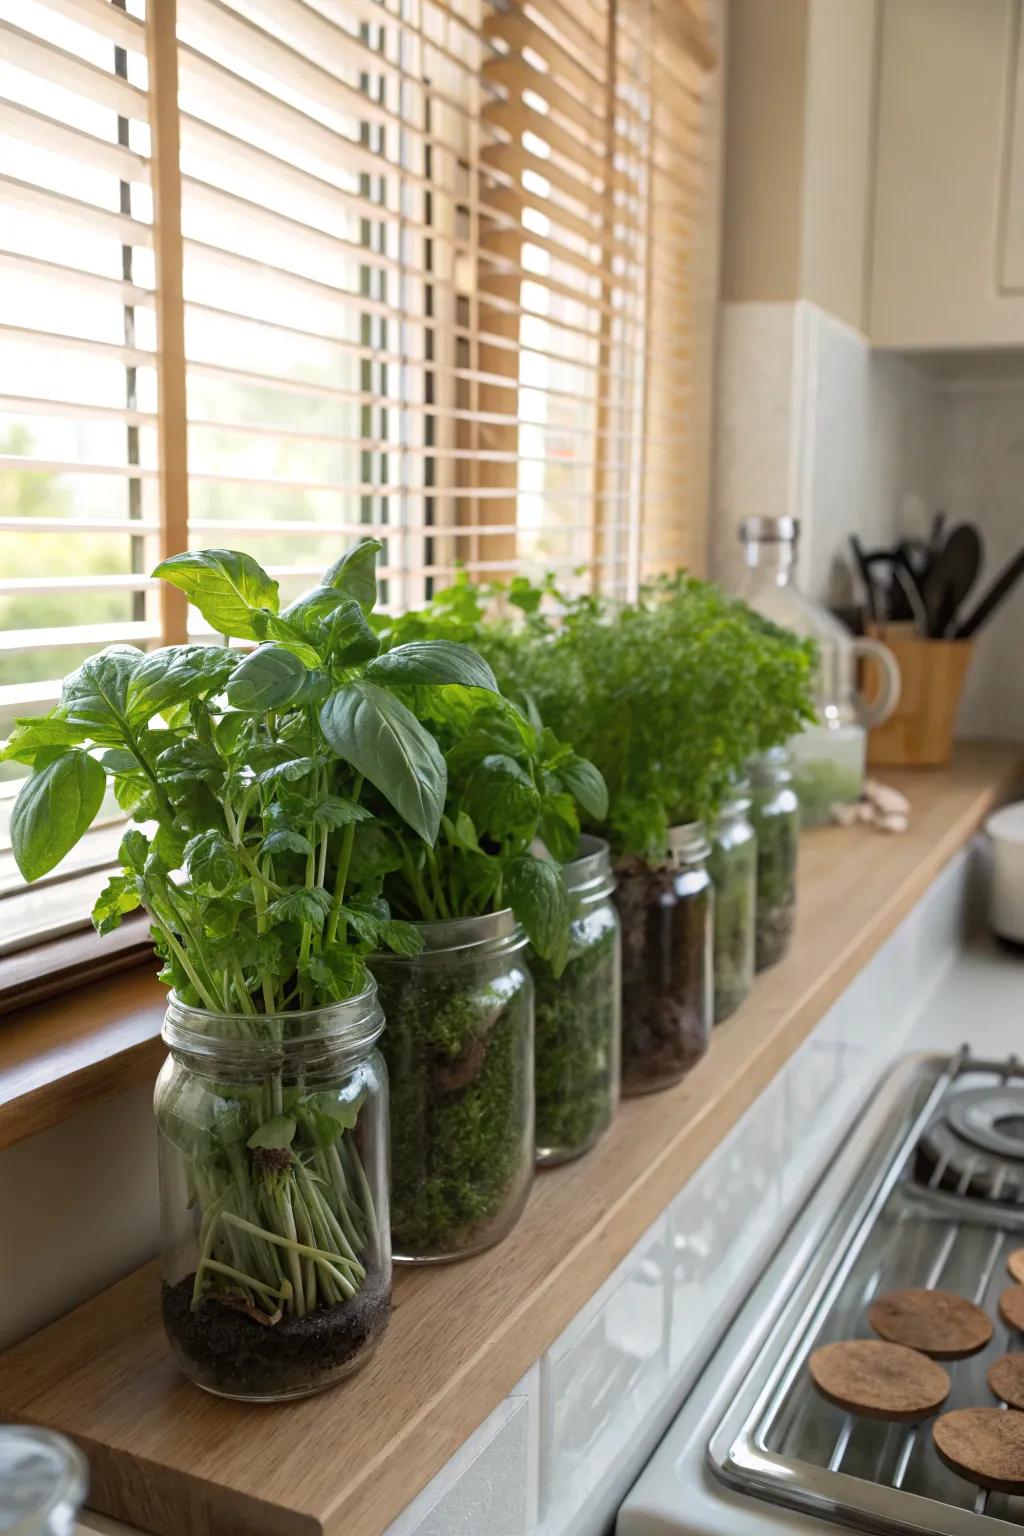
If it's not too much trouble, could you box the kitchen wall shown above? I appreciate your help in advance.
[712,299,1024,742]
[712,299,936,600]
[932,377,1024,740]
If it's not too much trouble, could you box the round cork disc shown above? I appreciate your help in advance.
[808,1339,950,1423]
[988,1354,1024,1410]
[867,1288,993,1359]
[933,1407,1024,1494]
[999,1285,1024,1333]
[1007,1248,1024,1286]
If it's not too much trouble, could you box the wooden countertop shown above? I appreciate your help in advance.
[1,742,1020,1536]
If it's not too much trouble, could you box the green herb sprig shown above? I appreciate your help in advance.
[2,539,507,1013]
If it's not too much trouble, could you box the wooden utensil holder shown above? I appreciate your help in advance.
[863,626,974,767]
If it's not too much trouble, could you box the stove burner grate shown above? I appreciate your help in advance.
[915,1079,1024,1205]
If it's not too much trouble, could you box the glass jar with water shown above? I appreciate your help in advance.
[737,517,900,825]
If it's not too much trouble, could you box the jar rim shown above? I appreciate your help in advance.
[163,977,384,1058]
[373,905,527,958]
[563,833,615,896]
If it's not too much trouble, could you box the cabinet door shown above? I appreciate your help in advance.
[870,0,1024,347]
[1003,12,1024,289]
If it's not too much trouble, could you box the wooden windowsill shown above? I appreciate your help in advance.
[0,741,1020,1536]
[0,961,165,1152]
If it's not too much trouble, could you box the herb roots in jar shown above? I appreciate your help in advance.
[532,913,618,1164]
[613,859,712,1094]
[376,965,534,1260]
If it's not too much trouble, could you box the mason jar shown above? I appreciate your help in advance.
[708,784,757,1024]
[0,1426,87,1535]
[532,836,620,1166]
[614,824,713,1095]
[155,983,391,1402]
[370,910,534,1262]
[749,746,800,970]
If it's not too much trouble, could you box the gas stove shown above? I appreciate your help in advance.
[620,1050,1024,1536]
[709,1050,1024,1533]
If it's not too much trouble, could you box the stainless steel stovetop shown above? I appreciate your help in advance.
[710,1049,1024,1534]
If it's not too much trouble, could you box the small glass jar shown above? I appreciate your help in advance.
[0,1426,87,1535]
[155,984,391,1402]
[749,746,800,970]
[532,836,621,1166]
[614,824,713,1095]
[708,785,757,1024]
[371,910,534,1263]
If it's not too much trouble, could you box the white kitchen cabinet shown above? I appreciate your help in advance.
[870,0,1024,348]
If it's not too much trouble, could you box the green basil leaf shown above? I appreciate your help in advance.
[247,1115,296,1151]
[441,808,479,853]
[0,715,86,765]
[365,639,499,692]
[312,795,373,829]
[11,749,106,881]
[255,755,319,786]
[92,872,142,935]
[539,791,581,864]
[125,645,238,724]
[338,904,384,945]
[225,644,307,712]
[558,755,609,821]
[321,537,382,612]
[380,919,424,956]
[280,589,379,665]
[320,681,446,844]
[462,753,540,839]
[268,886,332,930]
[183,830,241,896]
[259,828,314,858]
[119,827,150,875]
[57,646,143,745]
[504,852,570,974]
[153,549,278,640]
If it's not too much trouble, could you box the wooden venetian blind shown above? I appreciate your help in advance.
[0,0,721,944]
[169,0,720,614]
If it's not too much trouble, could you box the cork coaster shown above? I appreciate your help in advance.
[988,1354,1024,1411]
[933,1407,1024,1494]
[1007,1248,1024,1286]
[808,1339,950,1423]
[867,1288,993,1359]
[999,1285,1024,1333]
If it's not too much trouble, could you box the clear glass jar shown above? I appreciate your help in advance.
[737,516,900,824]
[531,836,621,1167]
[708,787,757,1024]
[749,747,800,971]
[371,910,534,1263]
[614,824,713,1095]
[0,1426,87,1536]
[155,984,391,1402]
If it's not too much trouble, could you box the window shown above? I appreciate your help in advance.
[0,0,721,962]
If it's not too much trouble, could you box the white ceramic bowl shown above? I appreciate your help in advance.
[987,801,1024,946]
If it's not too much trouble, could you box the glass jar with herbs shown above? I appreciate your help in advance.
[708,785,757,1024]
[614,824,713,1095]
[532,836,620,1165]
[749,747,800,970]
[371,911,534,1262]
[156,984,391,1401]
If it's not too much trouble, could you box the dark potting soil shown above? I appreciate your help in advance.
[614,861,711,1094]
[162,1266,391,1400]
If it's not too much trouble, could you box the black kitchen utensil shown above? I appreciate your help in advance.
[928,510,948,558]
[921,523,982,637]
[849,534,880,623]
[954,546,1024,639]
